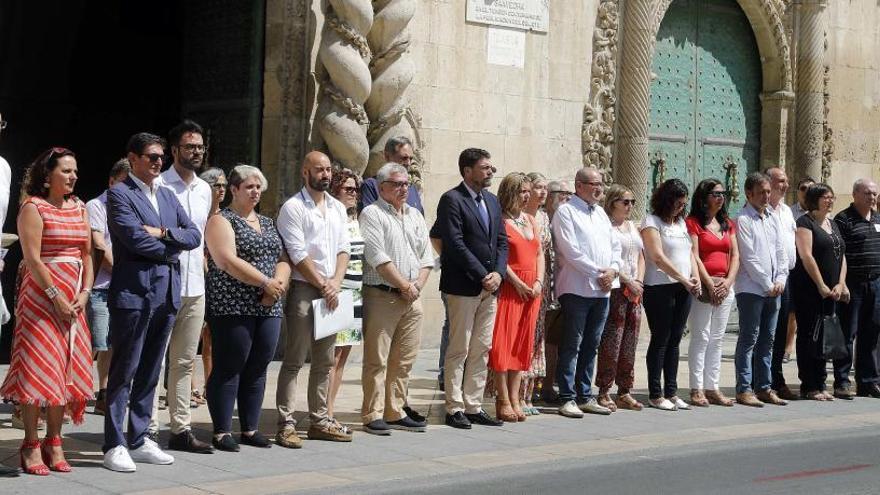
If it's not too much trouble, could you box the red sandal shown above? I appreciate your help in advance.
[41,436,72,472]
[20,439,49,476]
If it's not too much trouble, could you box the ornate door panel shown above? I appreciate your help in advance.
[648,0,762,214]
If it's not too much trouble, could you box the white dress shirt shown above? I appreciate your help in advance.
[551,194,622,299]
[157,166,212,297]
[86,192,113,290]
[735,202,789,296]
[129,173,161,214]
[771,201,797,270]
[277,187,351,282]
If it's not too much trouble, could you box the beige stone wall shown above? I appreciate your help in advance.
[826,0,880,205]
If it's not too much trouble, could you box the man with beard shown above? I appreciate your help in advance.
[436,148,508,429]
[148,120,215,452]
[275,151,352,445]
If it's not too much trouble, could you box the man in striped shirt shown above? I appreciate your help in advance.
[834,179,880,399]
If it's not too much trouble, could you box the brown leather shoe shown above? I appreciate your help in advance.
[276,426,303,449]
[736,391,765,408]
[307,420,352,442]
[833,384,856,400]
[689,389,709,407]
[775,384,799,401]
[705,389,734,407]
[756,389,788,406]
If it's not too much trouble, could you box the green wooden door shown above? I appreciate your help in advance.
[648,0,762,214]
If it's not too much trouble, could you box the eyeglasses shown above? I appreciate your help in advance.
[549,190,573,196]
[341,186,358,194]
[616,199,637,206]
[708,191,727,198]
[382,180,409,189]
[578,180,604,187]
[180,144,207,153]
[212,183,227,190]
[140,153,166,164]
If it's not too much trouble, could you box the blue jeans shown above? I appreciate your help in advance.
[556,294,610,402]
[735,293,780,394]
[88,289,111,351]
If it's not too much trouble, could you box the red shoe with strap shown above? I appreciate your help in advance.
[20,439,49,476]
[41,436,72,472]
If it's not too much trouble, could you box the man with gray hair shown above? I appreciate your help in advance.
[358,163,434,435]
[834,178,880,399]
[359,136,423,214]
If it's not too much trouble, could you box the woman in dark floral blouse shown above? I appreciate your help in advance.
[204,165,291,452]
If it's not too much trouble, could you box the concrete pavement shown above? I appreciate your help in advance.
[1,332,878,494]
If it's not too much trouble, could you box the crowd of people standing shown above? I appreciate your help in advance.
[1,117,879,476]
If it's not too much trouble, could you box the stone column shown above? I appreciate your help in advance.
[794,0,827,182]
[614,0,654,221]
[759,90,795,172]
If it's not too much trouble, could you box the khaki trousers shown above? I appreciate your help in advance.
[275,282,337,427]
[149,295,205,434]
[361,287,424,424]
[443,291,498,414]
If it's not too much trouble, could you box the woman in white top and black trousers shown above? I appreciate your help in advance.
[640,179,702,411]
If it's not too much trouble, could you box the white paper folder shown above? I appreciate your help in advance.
[312,290,355,340]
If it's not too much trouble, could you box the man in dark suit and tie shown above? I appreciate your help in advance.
[102,133,201,472]
[436,148,508,429]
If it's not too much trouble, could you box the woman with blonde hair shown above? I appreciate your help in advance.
[595,184,645,411]
[487,172,545,422]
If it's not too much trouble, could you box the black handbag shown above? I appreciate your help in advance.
[811,303,848,361]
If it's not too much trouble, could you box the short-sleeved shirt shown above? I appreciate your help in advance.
[359,177,424,216]
[640,215,692,286]
[206,209,284,317]
[834,204,880,282]
[86,192,112,289]
[685,216,735,277]
[791,213,845,295]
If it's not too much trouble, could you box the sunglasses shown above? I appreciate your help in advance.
[616,199,637,206]
[341,186,358,194]
[708,191,727,198]
[212,183,227,190]
[140,153,166,164]
[799,184,814,191]
[43,146,75,166]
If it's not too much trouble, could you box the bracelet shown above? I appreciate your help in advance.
[44,286,60,299]
[81,288,92,295]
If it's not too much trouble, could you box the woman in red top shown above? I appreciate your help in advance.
[488,173,544,422]
[685,179,739,407]
[1,148,94,475]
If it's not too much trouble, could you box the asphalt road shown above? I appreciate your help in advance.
[307,427,880,495]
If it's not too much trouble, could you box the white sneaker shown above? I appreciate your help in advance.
[103,445,136,472]
[129,437,174,465]
[577,397,612,415]
[648,398,677,411]
[558,400,585,418]
[671,396,691,410]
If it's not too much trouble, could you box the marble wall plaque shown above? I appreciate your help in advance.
[487,26,526,68]
[466,0,549,32]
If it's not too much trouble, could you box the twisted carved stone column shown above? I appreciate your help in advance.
[794,0,827,182]
[365,0,416,178]
[613,0,654,221]
[316,0,374,173]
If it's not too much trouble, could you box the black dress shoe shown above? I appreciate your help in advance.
[438,376,445,392]
[465,410,503,426]
[168,430,214,453]
[857,383,880,398]
[212,433,240,452]
[403,406,426,423]
[240,431,272,448]
[445,412,472,429]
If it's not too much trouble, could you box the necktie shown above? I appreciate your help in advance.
[475,193,490,230]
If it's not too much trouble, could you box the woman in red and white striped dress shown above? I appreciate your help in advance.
[1,148,94,475]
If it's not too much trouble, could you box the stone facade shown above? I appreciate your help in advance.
[261,0,880,340]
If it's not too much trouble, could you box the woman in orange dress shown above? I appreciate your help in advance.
[488,172,544,422]
[1,148,93,475]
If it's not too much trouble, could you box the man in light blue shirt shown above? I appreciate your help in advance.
[735,172,789,407]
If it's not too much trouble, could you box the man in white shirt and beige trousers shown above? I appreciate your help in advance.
[276,151,352,446]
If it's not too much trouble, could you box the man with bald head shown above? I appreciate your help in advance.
[275,151,353,445]
[834,178,880,399]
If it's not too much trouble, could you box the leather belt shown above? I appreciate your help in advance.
[367,284,401,294]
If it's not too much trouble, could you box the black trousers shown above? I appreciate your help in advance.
[770,281,792,390]
[643,283,692,400]
[836,277,880,387]
[795,294,835,393]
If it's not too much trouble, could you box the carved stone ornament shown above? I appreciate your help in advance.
[582,0,619,184]
[822,32,833,182]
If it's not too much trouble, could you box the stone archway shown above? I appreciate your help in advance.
[606,0,796,218]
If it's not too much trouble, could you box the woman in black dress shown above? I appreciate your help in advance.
[791,183,849,401]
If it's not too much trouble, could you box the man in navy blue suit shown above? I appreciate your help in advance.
[102,133,201,472]
[436,148,508,429]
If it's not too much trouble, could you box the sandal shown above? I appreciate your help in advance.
[192,390,207,406]
[41,436,72,472]
[495,399,518,422]
[689,389,710,407]
[615,393,643,411]
[20,439,49,476]
[803,390,827,401]
[512,402,527,422]
[821,391,836,401]
[597,393,618,412]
